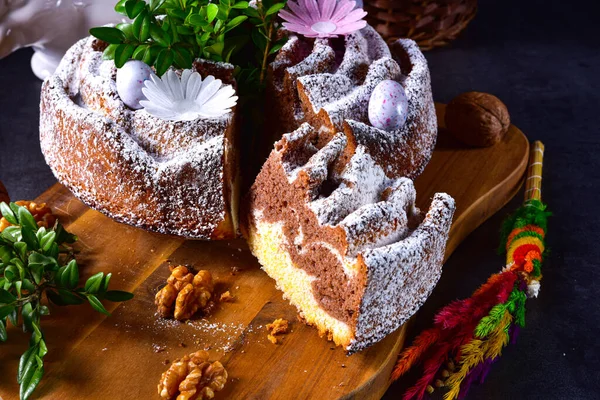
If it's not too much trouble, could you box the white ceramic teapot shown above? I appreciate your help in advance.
[0,0,124,79]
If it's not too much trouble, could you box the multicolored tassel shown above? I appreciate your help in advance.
[391,141,550,400]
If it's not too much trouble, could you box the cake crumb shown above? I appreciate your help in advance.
[163,359,170,365]
[219,291,234,302]
[266,318,289,344]
[178,342,186,348]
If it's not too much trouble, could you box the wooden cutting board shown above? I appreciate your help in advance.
[0,104,529,400]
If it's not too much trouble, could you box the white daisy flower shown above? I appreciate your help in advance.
[140,69,238,121]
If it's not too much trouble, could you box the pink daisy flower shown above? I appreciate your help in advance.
[279,0,368,38]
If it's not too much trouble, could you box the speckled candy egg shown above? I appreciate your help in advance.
[116,60,154,110]
[368,80,408,132]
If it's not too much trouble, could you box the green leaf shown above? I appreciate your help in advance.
[114,0,128,14]
[29,252,57,269]
[18,345,37,384]
[4,265,17,281]
[48,242,59,261]
[150,0,166,12]
[84,272,104,294]
[100,273,112,294]
[21,279,35,293]
[0,288,16,304]
[39,306,50,316]
[176,25,194,35]
[173,47,193,69]
[150,24,171,46]
[103,43,118,60]
[0,305,15,319]
[0,202,17,225]
[14,242,28,261]
[21,303,34,332]
[114,43,136,68]
[89,27,126,44]
[206,3,219,22]
[61,260,79,290]
[40,231,56,252]
[16,206,37,232]
[125,0,146,19]
[132,44,150,61]
[20,358,43,400]
[0,319,6,342]
[243,6,259,18]
[133,10,151,42]
[269,37,287,55]
[87,295,111,316]
[232,1,249,9]
[20,227,38,250]
[0,245,12,263]
[104,290,134,302]
[1,226,20,243]
[30,264,44,285]
[251,29,267,51]
[116,22,135,40]
[38,338,48,357]
[143,45,161,65]
[8,308,17,326]
[266,2,285,15]
[206,41,225,56]
[54,223,77,244]
[155,48,174,76]
[225,15,248,32]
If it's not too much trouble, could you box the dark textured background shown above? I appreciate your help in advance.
[0,0,598,399]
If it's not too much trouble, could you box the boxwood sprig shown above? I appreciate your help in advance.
[90,0,264,76]
[0,202,133,400]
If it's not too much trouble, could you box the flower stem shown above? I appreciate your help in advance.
[260,20,274,85]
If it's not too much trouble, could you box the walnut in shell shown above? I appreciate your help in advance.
[155,266,214,320]
[158,350,227,400]
[445,92,510,147]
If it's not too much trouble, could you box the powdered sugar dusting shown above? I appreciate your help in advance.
[40,36,238,239]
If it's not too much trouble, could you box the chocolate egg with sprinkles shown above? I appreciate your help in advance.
[368,80,408,132]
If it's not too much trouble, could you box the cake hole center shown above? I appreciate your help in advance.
[311,21,337,34]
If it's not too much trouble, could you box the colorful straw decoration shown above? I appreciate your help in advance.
[391,141,550,400]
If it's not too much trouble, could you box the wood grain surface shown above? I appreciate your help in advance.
[0,104,529,400]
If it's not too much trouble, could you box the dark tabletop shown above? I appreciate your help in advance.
[0,0,598,399]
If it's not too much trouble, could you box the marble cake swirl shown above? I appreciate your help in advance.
[243,27,455,352]
[39,37,240,239]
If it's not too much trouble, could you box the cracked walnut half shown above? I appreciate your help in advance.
[155,266,214,321]
[158,350,227,400]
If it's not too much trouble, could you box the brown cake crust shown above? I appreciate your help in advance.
[39,37,240,239]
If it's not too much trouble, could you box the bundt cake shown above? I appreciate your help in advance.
[39,37,240,239]
[241,27,453,351]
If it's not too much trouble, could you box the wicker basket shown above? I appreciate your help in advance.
[364,0,478,50]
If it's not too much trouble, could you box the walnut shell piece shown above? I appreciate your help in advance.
[155,266,214,320]
[445,92,510,147]
[158,351,228,400]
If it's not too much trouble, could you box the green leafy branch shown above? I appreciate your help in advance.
[90,0,254,76]
[0,202,133,400]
